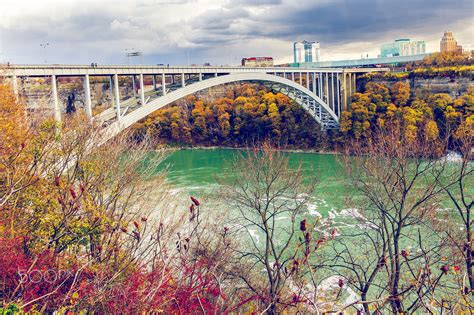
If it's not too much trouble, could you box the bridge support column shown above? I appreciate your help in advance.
[214,73,218,77]
[341,73,345,112]
[325,73,329,105]
[350,73,354,106]
[318,73,322,99]
[306,72,310,90]
[113,74,121,120]
[346,73,350,98]
[331,73,335,111]
[312,73,316,95]
[351,73,357,94]
[51,75,61,123]
[299,72,302,85]
[199,72,202,81]
[291,72,295,82]
[132,75,137,98]
[348,73,353,96]
[342,72,351,111]
[83,74,92,119]
[109,76,114,104]
[139,74,145,106]
[336,73,341,116]
[12,75,19,98]
[181,73,185,87]
[161,73,167,96]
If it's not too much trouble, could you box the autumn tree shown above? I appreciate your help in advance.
[391,81,410,106]
[340,126,454,313]
[340,80,472,150]
[437,118,474,300]
[220,144,322,314]
[0,83,234,313]
[191,100,208,141]
[134,83,322,149]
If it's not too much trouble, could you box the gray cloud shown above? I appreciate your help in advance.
[188,0,473,44]
[192,7,250,31]
[257,0,473,43]
[226,0,282,6]
[0,0,472,65]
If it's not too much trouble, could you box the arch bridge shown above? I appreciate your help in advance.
[2,64,388,138]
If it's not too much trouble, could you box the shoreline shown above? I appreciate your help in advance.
[156,144,340,155]
[153,145,468,161]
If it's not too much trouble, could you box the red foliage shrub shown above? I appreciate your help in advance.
[96,256,223,313]
[0,237,81,311]
[1,237,224,313]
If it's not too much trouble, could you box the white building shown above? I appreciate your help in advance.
[380,39,426,58]
[294,41,320,63]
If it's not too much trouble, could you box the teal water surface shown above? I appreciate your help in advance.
[154,148,350,216]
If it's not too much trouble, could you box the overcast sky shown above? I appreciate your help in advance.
[0,0,472,65]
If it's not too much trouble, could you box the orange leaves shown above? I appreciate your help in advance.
[424,120,439,141]
[339,111,352,134]
[218,112,231,138]
[342,77,470,148]
[0,84,28,156]
[133,83,321,149]
[391,82,410,106]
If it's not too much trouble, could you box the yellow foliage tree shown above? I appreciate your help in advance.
[424,120,439,141]
[391,82,410,106]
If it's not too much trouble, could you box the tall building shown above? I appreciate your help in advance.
[294,41,320,63]
[440,31,462,53]
[380,39,426,58]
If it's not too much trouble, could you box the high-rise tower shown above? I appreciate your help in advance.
[294,41,320,63]
[440,31,462,53]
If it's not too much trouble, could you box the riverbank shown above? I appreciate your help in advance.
[152,144,471,162]
[156,144,340,155]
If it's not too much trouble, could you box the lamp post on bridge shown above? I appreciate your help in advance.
[125,49,144,100]
[40,43,49,64]
[125,48,133,65]
[125,49,143,65]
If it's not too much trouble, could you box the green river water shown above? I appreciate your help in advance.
[150,148,469,305]
[154,148,350,217]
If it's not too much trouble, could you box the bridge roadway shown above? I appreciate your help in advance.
[1,64,388,133]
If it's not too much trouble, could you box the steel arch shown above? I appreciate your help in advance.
[102,72,339,141]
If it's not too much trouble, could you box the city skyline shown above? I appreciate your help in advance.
[0,0,472,65]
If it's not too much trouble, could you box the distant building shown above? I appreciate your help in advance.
[440,31,462,53]
[294,41,320,63]
[380,39,426,58]
[241,57,274,67]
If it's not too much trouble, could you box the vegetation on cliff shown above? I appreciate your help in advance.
[132,83,324,149]
[338,81,473,150]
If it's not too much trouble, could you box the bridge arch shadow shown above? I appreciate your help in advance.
[102,72,340,142]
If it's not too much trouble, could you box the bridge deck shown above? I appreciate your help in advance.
[1,64,389,77]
